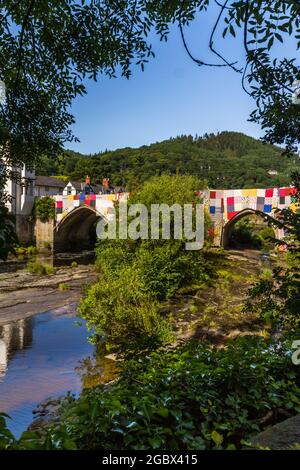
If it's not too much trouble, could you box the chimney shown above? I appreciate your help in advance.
[86,175,91,185]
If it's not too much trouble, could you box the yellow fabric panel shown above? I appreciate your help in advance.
[242,189,257,197]
[105,194,116,201]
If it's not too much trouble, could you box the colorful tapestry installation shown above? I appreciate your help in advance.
[208,187,297,223]
[54,192,128,223]
[206,186,297,243]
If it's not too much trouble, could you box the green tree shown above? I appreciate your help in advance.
[39,132,300,189]
[80,175,211,352]
[0,203,18,260]
[34,196,55,222]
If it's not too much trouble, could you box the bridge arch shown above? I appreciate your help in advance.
[221,208,278,249]
[54,206,107,252]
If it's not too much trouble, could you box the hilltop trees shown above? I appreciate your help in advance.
[38,132,300,189]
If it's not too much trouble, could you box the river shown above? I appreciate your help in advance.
[0,253,117,438]
[0,304,117,438]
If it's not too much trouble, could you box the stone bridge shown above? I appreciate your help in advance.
[34,186,297,252]
[206,186,297,247]
[35,192,126,252]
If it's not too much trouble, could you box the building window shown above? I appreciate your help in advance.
[67,186,72,195]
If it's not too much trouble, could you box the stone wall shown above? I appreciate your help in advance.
[15,215,34,246]
[34,218,55,252]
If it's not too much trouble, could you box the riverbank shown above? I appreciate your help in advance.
[167,249,273,344]
[0,265,98,325]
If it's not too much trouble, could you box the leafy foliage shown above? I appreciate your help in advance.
[0,203,17,260]
[27,261,55,275]
[1,2,300,450]
[0,0,160,168]
[134,242,212,300]
[230,215,275,250]
[222,0,300,153]
[34,196,55,222]
[80,175,212,351]
[80,261,174,352]
[20,336,300,450]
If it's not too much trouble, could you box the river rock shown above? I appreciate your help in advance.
[29,396,73,433]
[250,414,300,450]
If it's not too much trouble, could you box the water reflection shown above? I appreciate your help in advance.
[0,319,33,378]
[34,250,95,268]
[0,306,117,437]
[76,350,119,389]
[0,250,95,273]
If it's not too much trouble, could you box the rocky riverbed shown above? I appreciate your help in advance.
[0,265,98,325]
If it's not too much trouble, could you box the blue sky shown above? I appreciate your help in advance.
[67,10,295,155]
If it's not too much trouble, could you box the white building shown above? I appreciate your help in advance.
[5,165,35,217]
[4,169,67,244]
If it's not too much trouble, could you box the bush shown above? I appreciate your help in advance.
[0,203,18,261]
[27,262,55,275]
[15,245,38,256]
[31,335,300,450]
[45,265,55,275]
[27,245,38,256]
[133,241,212,300]
[43,241,52,251]
[34,196,55,222]
[81,175,212,351]
[259,226,275,251]
[246,176,300,330]
[58,283,70,291]
[95,239,135,275]
[79,263,173,352]
[15,246,26,255]
[71,261,78,268]
[82,237,213,350]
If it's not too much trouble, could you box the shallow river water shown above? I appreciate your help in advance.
[0,304,116,438]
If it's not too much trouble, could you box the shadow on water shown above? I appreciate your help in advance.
[0,305,117,437]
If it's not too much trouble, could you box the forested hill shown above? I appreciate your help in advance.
[37,132,300,189]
